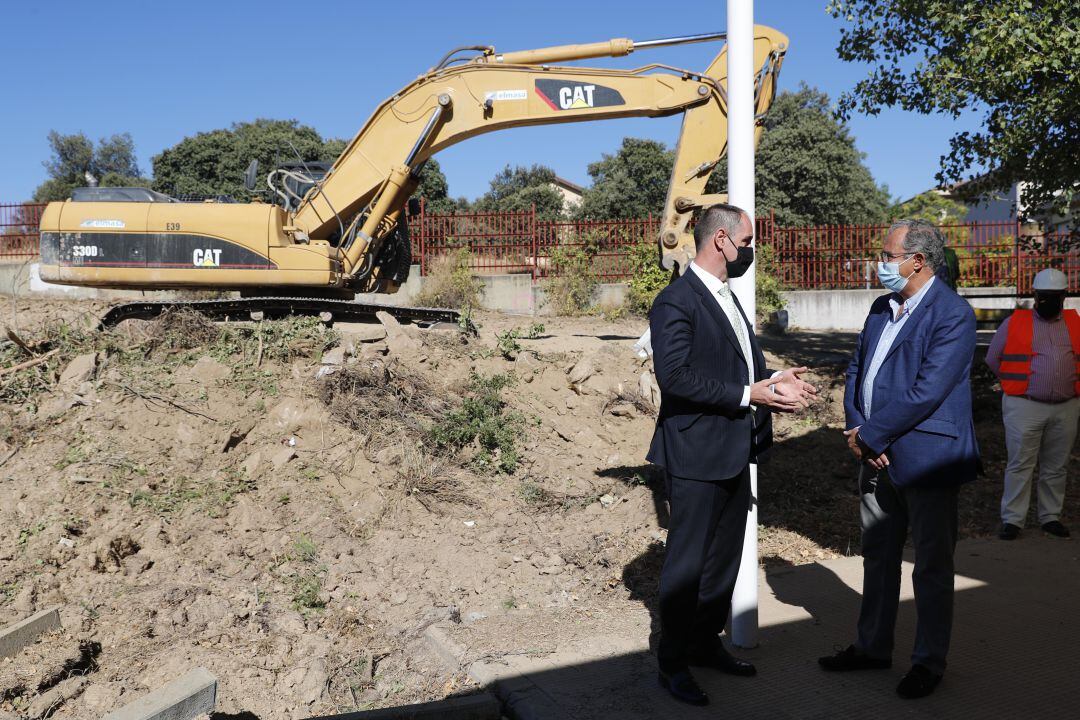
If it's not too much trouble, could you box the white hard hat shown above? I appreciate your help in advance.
[1032,268,1068,291]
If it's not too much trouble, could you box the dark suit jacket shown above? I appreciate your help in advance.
[646,270,773,481]
[844,279,980,487]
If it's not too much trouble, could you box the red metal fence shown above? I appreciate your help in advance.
[4,201,1076,292]
[0,202,44,260]
[760,219,1078,293]
[408,206,656,280]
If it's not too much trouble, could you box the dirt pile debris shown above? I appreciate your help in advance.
[0,297,1070,718]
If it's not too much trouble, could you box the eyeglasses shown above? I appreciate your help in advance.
[878,251,915,263]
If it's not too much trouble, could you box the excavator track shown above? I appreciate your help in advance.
[98,297,469,331]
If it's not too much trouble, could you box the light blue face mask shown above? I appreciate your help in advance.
[877,254,916,292]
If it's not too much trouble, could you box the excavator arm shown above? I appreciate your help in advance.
[292,26,787,280]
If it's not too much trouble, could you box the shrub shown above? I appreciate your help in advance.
[416,247,484,311]
[430,372,524,474]
[754,242,787,324]
[624,237,670,315]
[495,323,544,359]
[544,245,598,316]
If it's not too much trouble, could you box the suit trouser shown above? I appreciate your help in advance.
[657,467,751,673]
[1000,395,1079,526]
[855,468,959,676]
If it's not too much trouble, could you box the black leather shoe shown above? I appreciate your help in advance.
[1041,521,1070,538]
[688,646,757,676]
[658,668,709,706]
[999,523,1022,540]
[818,645,891,671]
[896,664,942,698]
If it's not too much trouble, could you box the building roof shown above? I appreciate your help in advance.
[552,176,584,195]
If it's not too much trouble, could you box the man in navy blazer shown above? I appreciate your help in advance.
[647,203,816,706]
[819,219,978,699]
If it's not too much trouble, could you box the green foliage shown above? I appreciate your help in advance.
[543,245,599,315]
[413,158,470,214]
[577,86,889,227]
[952,241,1017,288]
[829,0,1078,218]
[625,237,670,315]
[293,535,319,563]
[128,470,254,518]
[888,190,969,224]
[712,86,891,226]
[213,316,337,365]
[473,164,566,221]
[289,535,326,611]
[576,138,675,220]
[415,247,484,311]
[152,118,342,199]
[495,323,544,359]
[431,372,524,474]
[754,243,787,323]
[33,131,146,201]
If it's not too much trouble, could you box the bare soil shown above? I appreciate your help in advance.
[0,298,1073,719]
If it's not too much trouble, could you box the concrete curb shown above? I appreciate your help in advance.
[306,693,501,720]
[0,605,62,659]
[423,624,570,720]
[102,667,217,720]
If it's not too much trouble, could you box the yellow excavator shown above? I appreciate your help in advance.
[37,27,787,326]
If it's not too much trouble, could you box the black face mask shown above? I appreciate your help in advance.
[1035,295,1065,320]
[725,246,755,279]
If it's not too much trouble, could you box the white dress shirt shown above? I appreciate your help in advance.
[862,276,936,418]
[689,262,754,407]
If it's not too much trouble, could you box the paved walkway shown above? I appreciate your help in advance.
[468,535,1080,719]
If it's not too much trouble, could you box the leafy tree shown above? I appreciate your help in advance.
[888,190,968,223]
[828,0,1079,219]
[412,158,469,214]
[473,164,565,220]
[33,131,146,202]
[713,86,891,226]
[152,119,342,199]
[576,138,675,219]
[577,88,888,226]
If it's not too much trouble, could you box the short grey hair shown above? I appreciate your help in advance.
[889,219,945,271]
[694,203,748,250]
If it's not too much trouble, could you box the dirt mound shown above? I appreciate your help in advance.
[1,298,1060,719]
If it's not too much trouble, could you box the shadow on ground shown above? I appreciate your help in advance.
[457,536,1079,719]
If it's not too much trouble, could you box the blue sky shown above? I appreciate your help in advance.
[2,0,980,204]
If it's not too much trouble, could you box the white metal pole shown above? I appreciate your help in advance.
[727,0,759,649]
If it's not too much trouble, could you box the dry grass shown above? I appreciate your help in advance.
[415,249,484,310]
[602,389,657,417]
[398,443,476,510]
[144,308,221,351]
[317,360,451,446]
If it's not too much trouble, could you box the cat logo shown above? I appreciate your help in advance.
[535,79,625,112]
[559,84,596,109]
[193,248,222,267]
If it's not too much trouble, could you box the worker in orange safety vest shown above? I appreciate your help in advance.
[985,268,1079,540]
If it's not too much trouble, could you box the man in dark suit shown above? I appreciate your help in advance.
[647,203,816,706]
[819,219,979,699]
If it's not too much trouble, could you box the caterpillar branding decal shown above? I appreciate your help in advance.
[40,232,275,270]
[193,248,222,267]
[535,79,625,111]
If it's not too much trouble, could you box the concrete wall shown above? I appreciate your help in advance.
[0,262,185,302]
[357,266,628,316]
[9,260,1076,330]
[781,285,1079,331]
